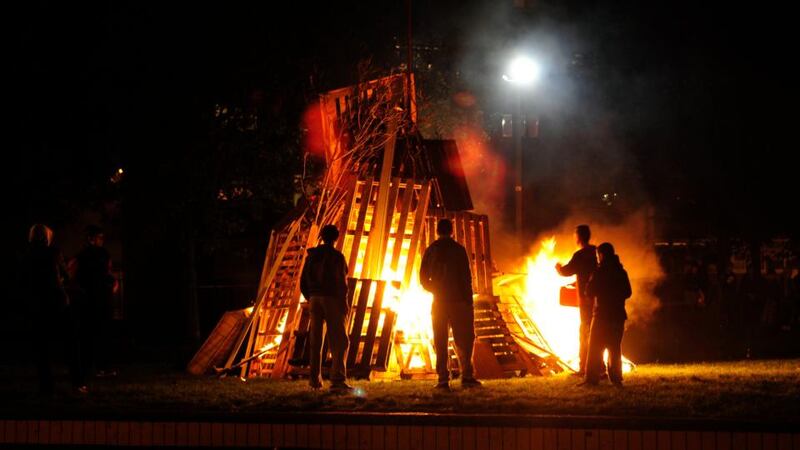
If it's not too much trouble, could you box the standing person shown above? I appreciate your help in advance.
[74,225,117,378]
[420,218,481,390]
[300,224,352,392]
[24,224,86,396]
[583,243,632,387]
[555,224,597,376]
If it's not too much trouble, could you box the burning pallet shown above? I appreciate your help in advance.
[197,74,562,380]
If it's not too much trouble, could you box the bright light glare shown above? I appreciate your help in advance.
[503,56,541,85]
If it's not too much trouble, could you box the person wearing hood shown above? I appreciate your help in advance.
[300,224,352,392]
[583,242,632,386]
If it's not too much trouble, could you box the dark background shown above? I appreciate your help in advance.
[5,1,798,364]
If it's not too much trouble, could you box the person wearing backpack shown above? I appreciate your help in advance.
[419,218,482,390]
[300,224,352,391]
[582,242,632,387]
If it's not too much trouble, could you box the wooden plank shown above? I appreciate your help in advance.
[348,177,375,276]
[642,431,658,450]
[791,434,799,450]
[464,427,476,450]
[687,432,702,450]
[731,434,746,450]
[375,309,396,369]
[359,280,386,370]
[403,182,431,286]
[337,177,359,252]
[322,424,334,450]
[477,427,490,450]
[285,423,297,448]
[306,424,321,449]
[775,435,791,450]
[347,279,372,368]
[532,428,545,450]
[451,427,464,450]
[335,424,348,450]
[672,432,687,450]
[747,434,763,450]
[385,425,398,450]
[163,422,175,446]
[472,216,487,294]
[244,423,258,448]
[381,177,402,270]
[491,427,504,450]
[600,430,614,450]
[503,427,518,450]
[391,179,416,270]
[410,425,425,450]
[480,216,494,288]
[559,429,573,450]
[359,424,372,450]
[571,430,586,450]
[398,426,411,450]
[717,433,732,450]
[657,432,670,450]
[259,423,272,447]
[423,426,437,450]
[347,424,361,450]
[629,431,642,450]
[763,434,777,450]
[702,433,716,450]
[372,425,386,450]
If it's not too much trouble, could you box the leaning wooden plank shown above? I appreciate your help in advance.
[374,308,397,371]
[347,280,372,369]
[402,182,431,287]
[390,179,415,270]
[359,280,386,372]
[224,218,302,370]
[348,178,374,276]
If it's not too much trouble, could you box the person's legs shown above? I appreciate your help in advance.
[323,297,349,384]
[431,302,450,383]
[584,317,606,384]
[449,302,476,381]
[607,320,625,385]
[308,297,326,387]
[578,301,593,374]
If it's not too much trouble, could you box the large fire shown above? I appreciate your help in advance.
[519,237,634,374]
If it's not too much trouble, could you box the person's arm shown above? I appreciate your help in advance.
[339,253,349,305]
[621,270,632,299]
[557,253,579,276]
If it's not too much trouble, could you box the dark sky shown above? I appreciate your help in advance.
[8,0,798,237]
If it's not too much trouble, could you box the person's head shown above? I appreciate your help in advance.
[28,224,53,247]
[575,224,591,247]
[86,225,105,247]
[436,218,453,238]
[319,224,339,244]
[597,242,615,264]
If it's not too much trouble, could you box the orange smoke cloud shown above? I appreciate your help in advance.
[302,102,325,157]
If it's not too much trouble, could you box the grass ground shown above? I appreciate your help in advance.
[1,359,798,421]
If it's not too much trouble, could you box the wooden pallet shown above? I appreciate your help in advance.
[286,278,397,379]
[425,211,494,296]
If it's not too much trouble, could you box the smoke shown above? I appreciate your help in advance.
[531,208,664,326]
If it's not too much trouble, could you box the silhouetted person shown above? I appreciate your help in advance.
[420,218,481,390]
[555,224,597,375]
[74,225,116,378]
[300,224,352,391]
[24,224,86,396]
[583,243,632,387]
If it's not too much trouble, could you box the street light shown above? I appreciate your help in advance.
[503,55,540,252]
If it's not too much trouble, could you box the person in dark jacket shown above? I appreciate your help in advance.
[299,224,352,391]
[25,224,86,396]
[583,242,632,386]
[74,225,117,378]
[555,224,597,376]
[420,218,481,390]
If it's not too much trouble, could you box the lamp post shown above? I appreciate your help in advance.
[503,55,540,252]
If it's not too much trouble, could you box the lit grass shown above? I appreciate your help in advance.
[1,360,798,420]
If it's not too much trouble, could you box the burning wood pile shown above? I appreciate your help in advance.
[190,74,615,381]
